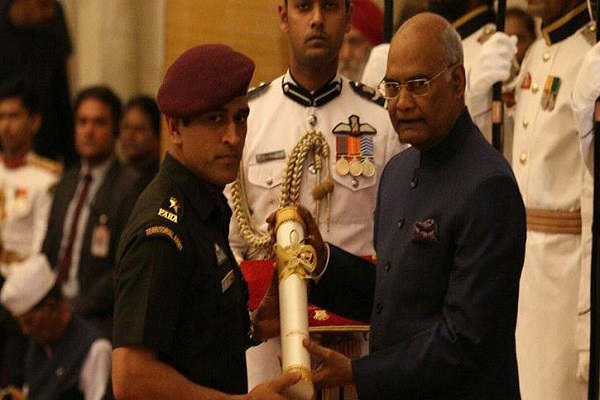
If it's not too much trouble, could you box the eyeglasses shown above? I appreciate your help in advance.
[377,65,453,99]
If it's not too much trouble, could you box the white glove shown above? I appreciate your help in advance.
[467,32,518,97]
[577,350,590,383]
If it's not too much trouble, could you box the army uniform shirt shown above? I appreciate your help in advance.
[0,152,60,269]
[512,4,594,399]
[113,154,251,394]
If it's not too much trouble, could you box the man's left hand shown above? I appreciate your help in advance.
[303,337,354,388]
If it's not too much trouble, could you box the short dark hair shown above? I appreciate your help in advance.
[74,85,122,136]
[284,0,350,11]
[124,95,161,137]
[0,74,41,114]
[506,7,537,40]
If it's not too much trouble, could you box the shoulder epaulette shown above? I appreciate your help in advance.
[28,154,63,175]
[477,24,496,44]
[581,22,597,47]
[247,81,272,100]
[349,81,385,107]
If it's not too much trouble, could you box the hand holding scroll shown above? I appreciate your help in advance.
[302,337,354,388]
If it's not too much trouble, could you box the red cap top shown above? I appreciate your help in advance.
[351,0,384,45]
[157,44,255,119]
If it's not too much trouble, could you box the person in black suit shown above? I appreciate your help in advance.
[284,12,526,399]
[41,85,142,339]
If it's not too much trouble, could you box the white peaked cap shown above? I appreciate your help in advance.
[1,254,57,316]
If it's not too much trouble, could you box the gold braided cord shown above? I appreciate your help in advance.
[274,240,317,281]
[230,128,334,258]
[230,163,273,254]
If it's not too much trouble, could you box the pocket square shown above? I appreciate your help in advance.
[412,218,439,243]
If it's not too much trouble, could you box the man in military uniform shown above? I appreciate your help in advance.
[0,75,61,272]
[112,44,300,399]
[512,1,595,398]
[225,0,402,397]
[0,75,61,391]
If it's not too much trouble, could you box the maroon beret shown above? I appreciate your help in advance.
[157,44,255,119]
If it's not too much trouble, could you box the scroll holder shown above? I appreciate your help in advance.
[274,206,316,400]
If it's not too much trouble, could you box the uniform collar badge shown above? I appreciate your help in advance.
[281,74,342,108]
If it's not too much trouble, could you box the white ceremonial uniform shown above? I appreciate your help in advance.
[0,152,60,272]
[228,72,402,261]
[454,5,497,144]
[226,71,402,391]
[513,4,594,399]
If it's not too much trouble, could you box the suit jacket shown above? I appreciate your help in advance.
[42,158,142,338]
[310,110,526,399]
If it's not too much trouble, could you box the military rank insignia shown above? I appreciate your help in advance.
[332,115,377,178]
[158,196,183,223]
[541,75,561,111]
[214,243,228,266]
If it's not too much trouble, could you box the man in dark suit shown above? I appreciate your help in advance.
[289,13,526,399]
[42,85,142,339]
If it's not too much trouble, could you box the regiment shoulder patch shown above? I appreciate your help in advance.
[145,225,183,251]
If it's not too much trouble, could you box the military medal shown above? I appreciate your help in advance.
[332,115,377,177]
[359,135,375,177]
[362,158,375,177]
[91,214,110,258]
[547,76,561,111]
[541,75,552,110]
[349,158,363,176]
[336,157,350,176]
[335,136,350,176]
[541,75,561,111]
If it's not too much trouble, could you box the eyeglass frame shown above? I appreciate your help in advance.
[377,63,459,99]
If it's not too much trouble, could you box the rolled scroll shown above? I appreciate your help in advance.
[275,206,315,400]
